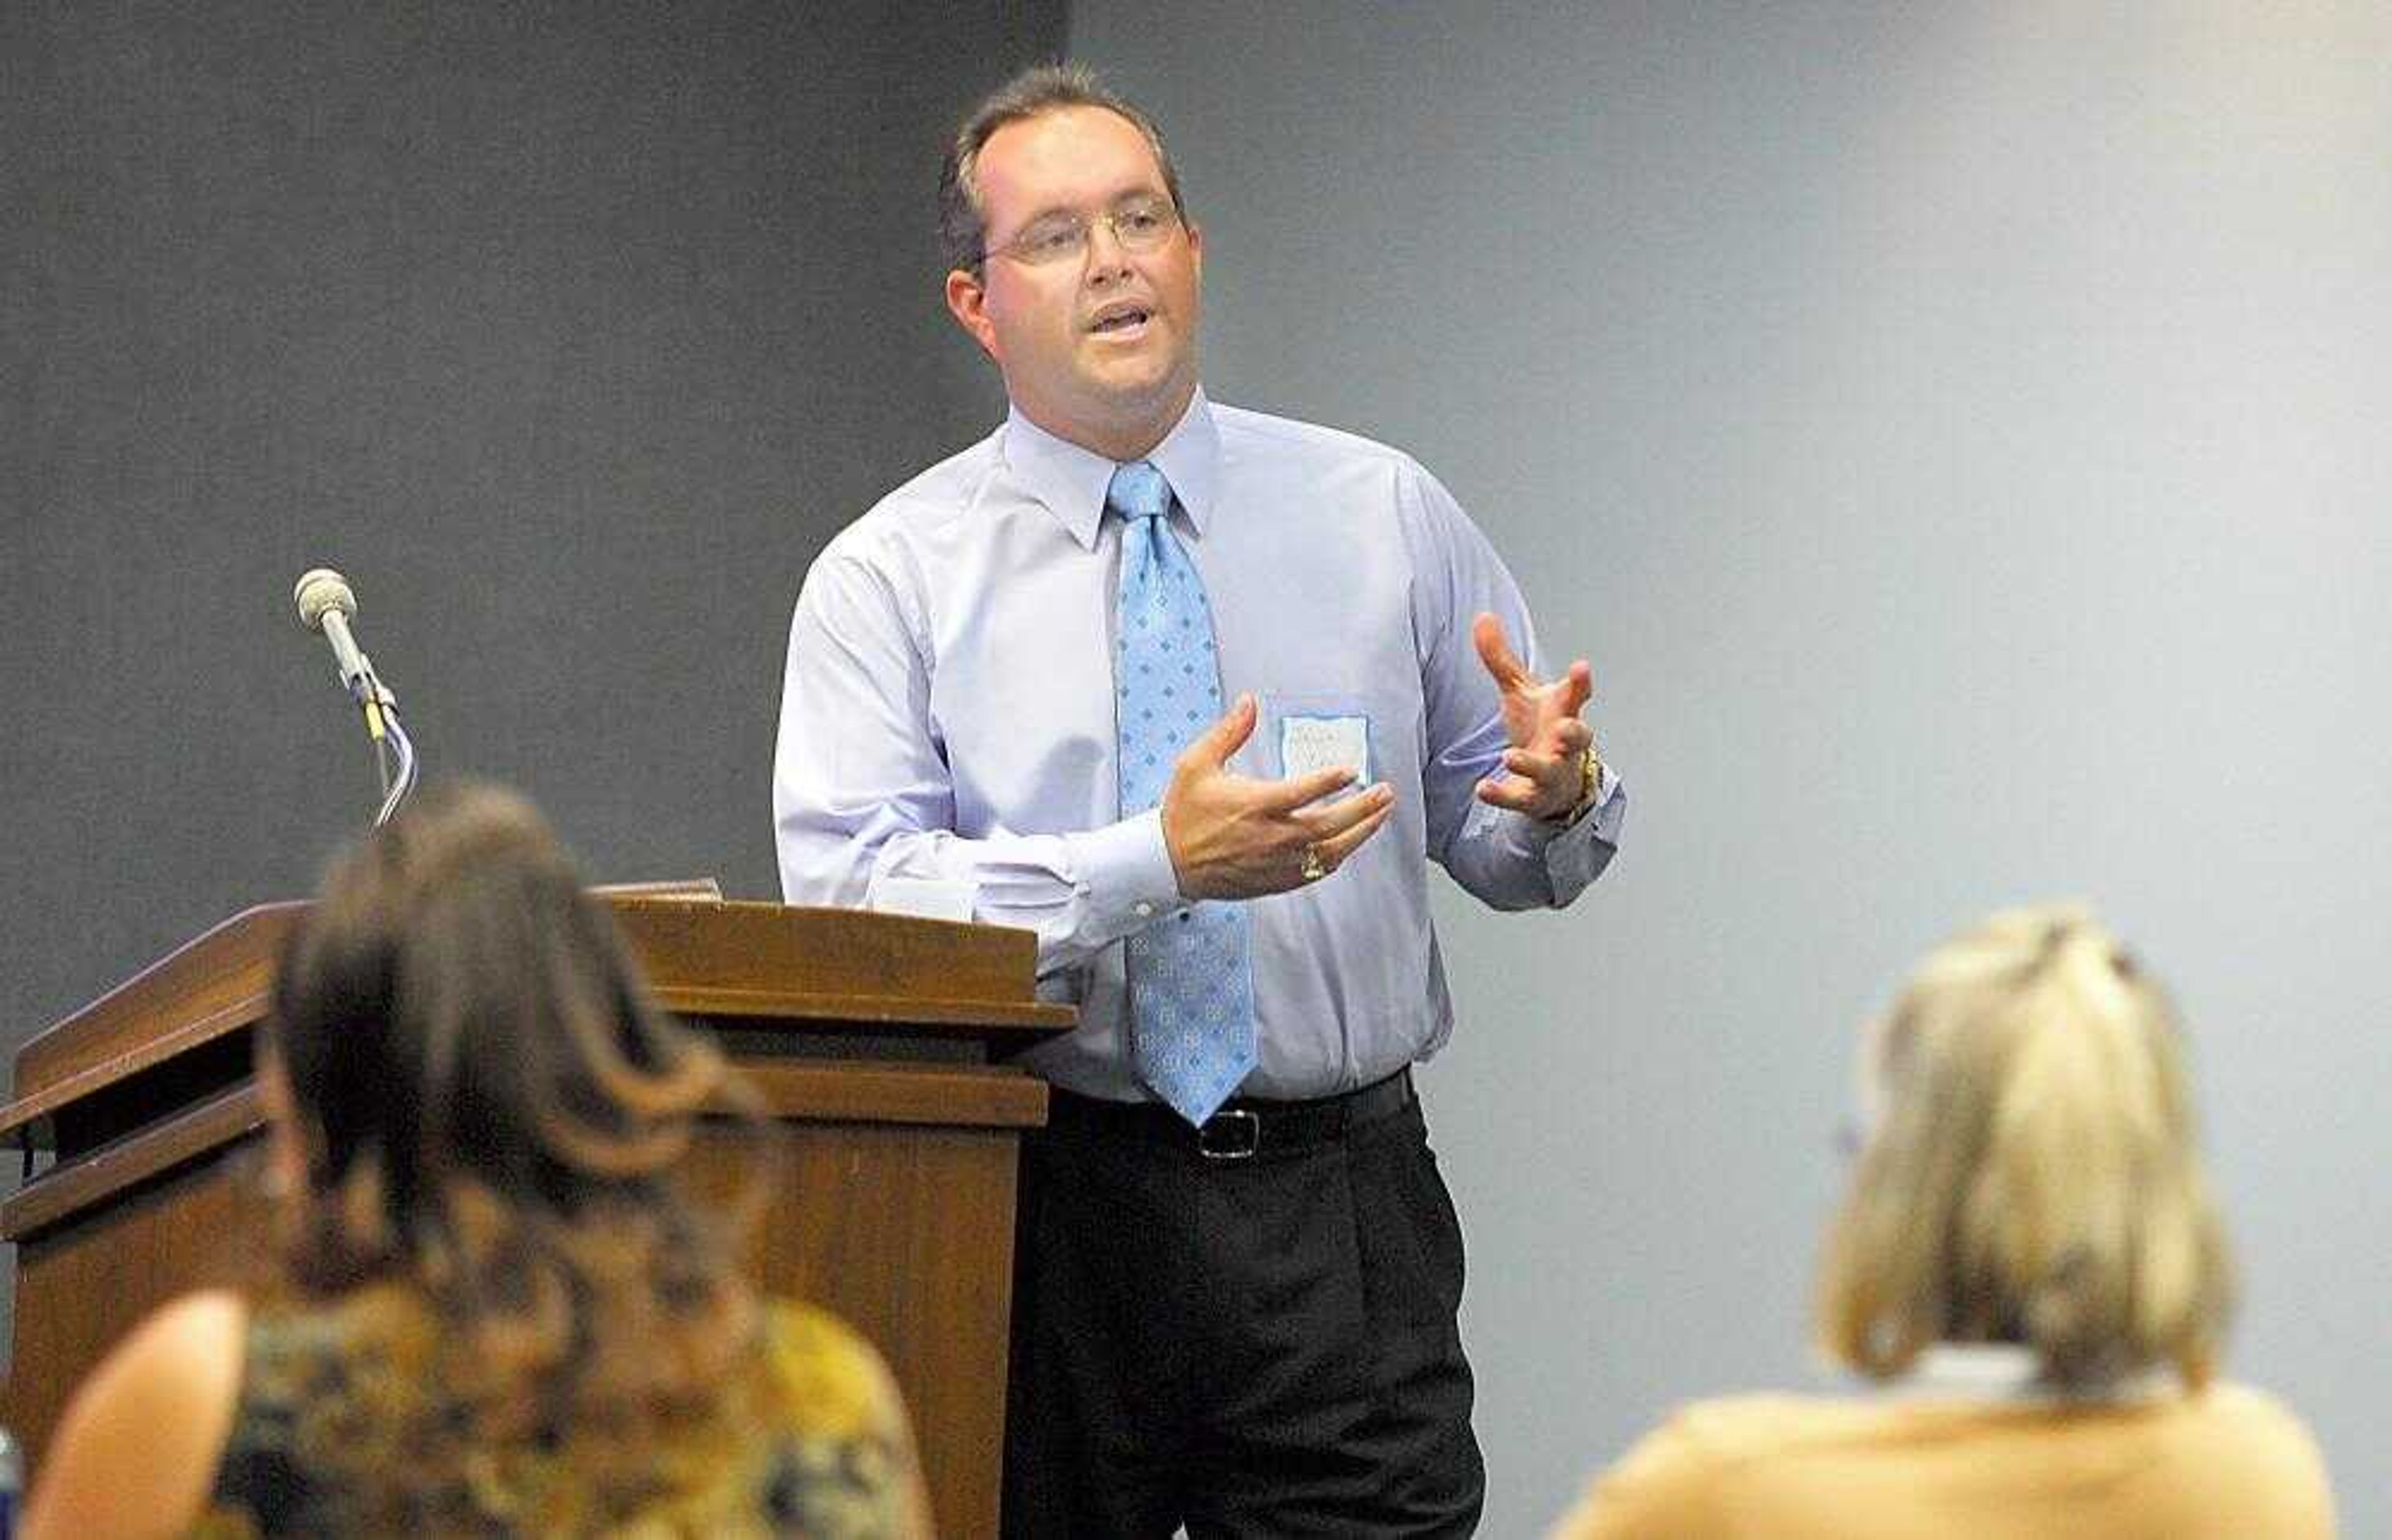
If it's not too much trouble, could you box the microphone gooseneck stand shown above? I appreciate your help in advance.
[357,670,417,827]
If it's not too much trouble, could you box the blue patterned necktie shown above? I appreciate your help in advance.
[1110,460,1258,1125]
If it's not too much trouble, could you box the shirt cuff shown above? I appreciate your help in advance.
[1540,768,1625,887]
[1062,809,1187,945]
[1488,762,1623,874]
[1494,759,1615,842]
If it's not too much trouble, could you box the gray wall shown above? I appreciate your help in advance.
[2,0,1061,1358]
[1074,2,2389,1533]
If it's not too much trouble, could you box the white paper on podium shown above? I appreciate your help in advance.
[866,875,977,923]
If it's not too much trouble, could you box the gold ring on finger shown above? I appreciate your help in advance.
[1300,845,1329,882]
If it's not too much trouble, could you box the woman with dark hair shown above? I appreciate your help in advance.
[25,783,930,1538]
[1552,903,2333,1539]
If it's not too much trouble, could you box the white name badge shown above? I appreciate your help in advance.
[1280,712,1370,790]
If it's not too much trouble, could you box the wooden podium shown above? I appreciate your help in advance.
[0,896,1073,1536]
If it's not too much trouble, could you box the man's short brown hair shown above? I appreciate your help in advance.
[937,62,1189,275]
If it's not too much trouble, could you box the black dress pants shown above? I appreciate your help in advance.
[999,1077,1484,1539]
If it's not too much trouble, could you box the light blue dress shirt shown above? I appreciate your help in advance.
[774,390,1624,1101]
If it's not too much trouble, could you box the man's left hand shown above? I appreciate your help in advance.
[1471,612,1595,822]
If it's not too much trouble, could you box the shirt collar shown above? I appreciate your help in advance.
[1000,388,1220,549]
[1853,1343,2180,1407]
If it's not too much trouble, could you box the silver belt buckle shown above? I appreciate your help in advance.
[1197,1108,1261,1161]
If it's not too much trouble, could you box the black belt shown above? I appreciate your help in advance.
[1043,1069,1416,1162]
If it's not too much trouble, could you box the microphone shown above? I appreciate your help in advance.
[295,564,382,693]
[293,567,375,695]
[291,567,419,824]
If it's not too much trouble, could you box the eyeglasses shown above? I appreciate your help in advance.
[980,196,1182,269]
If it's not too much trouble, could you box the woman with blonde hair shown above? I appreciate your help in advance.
[1554,902,2333,1538]
[25,782,931,1538]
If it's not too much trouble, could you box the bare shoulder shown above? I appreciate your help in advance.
[135,1287,249,1356]
[23,1289,250,1540]
[55,1287,248,1419]
[92,1288,249,1404]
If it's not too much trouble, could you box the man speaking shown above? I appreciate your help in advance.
[774,64,1625,1539]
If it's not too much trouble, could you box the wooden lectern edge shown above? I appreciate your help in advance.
[17,897,1046,1088]
[1,1061,1048,1245]
[1,1081,266,1242]
[11,901,301,1101]
[654,986,1076,1031]
[4,994,1069,1153]
[0,990,273,1146]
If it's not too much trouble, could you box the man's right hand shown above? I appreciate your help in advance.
[1159,694,1397,900]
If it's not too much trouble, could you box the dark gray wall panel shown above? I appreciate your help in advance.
[1,0,1065,1360]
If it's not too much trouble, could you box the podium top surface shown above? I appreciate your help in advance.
[3,897,1075,1146]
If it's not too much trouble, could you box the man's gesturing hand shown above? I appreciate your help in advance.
[1160,694,1397,900]
[1471,612,1596,821]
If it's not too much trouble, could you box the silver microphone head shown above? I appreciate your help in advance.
[293,567,358,632]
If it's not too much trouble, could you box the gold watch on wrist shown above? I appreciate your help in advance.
[1549,744,1603,828]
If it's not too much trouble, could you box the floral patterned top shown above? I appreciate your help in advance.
[187,1290,919,1538]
